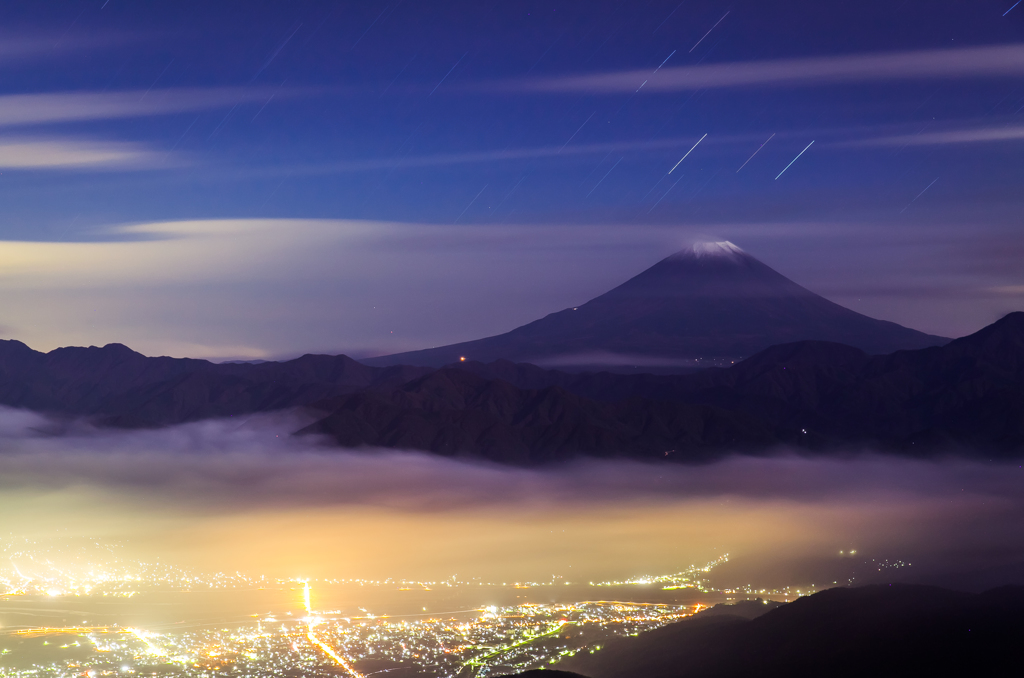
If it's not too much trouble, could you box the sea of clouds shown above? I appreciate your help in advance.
[0,406,1021,588]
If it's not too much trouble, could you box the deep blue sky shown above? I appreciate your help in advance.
[0,0,1022,359]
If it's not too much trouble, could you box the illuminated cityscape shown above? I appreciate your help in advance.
[0,543,816,678]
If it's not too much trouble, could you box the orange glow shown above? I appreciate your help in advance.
[14,626,116,637]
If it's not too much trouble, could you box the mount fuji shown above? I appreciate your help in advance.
[364,241,947,370]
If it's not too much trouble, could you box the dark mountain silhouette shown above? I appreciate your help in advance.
[296,368,775,464]
[364,242,947,369]
[556,584,1024,678]
[0,339,430,427]
[0,313,1021,459]
[694,598,785,620]
[301,311,1024,459]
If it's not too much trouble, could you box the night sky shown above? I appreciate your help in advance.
[0,0,1022,360]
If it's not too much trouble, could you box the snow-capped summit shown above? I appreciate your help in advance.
[676,241,747,260]
[365,242,948,371]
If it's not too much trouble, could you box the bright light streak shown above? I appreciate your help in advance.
[306,620,366,678]
[668,133,707,173]
[652,50,677,75]
[127,628,167,657]
[774,140,814,180]
[303,581,366,678]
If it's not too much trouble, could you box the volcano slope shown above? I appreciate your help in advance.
[364,241,947,370]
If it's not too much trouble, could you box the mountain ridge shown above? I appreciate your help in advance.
[0,312,1019,460]
[0,339,432,426]
[306,311,1024,459]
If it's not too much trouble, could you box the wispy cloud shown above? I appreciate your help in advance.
[494,44,1024,94]
[840,125,1024,147]
[0,137,164,169]
[987,285,1024,296]
[299,136,704,172]
[0,86,311,128]
[226,133,765,179]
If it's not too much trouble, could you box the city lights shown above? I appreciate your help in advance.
[0,543,820,678]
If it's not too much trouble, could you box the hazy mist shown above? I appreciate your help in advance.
[0,408,1020,591]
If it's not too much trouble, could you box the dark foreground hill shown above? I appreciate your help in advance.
[556,584,1024,678]
[0,312,1021,460]
[365,242,947,370]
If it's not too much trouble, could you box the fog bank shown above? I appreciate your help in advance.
[1,408,1021,589]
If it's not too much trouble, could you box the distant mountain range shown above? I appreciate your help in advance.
[554,583,1024,678]
[302,312,1024,460]
[0,340,430,427]
[364,242,948,370]
[0,312,1022,460]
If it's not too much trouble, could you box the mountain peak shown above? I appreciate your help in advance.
[364,242,949,369]
[670,240,747,261]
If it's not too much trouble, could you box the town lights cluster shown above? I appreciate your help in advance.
[0,594,702,678]
[0,543,834,678]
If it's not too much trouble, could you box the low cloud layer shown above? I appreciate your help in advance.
[1,408,1022,588]
[3,407,1019,511]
